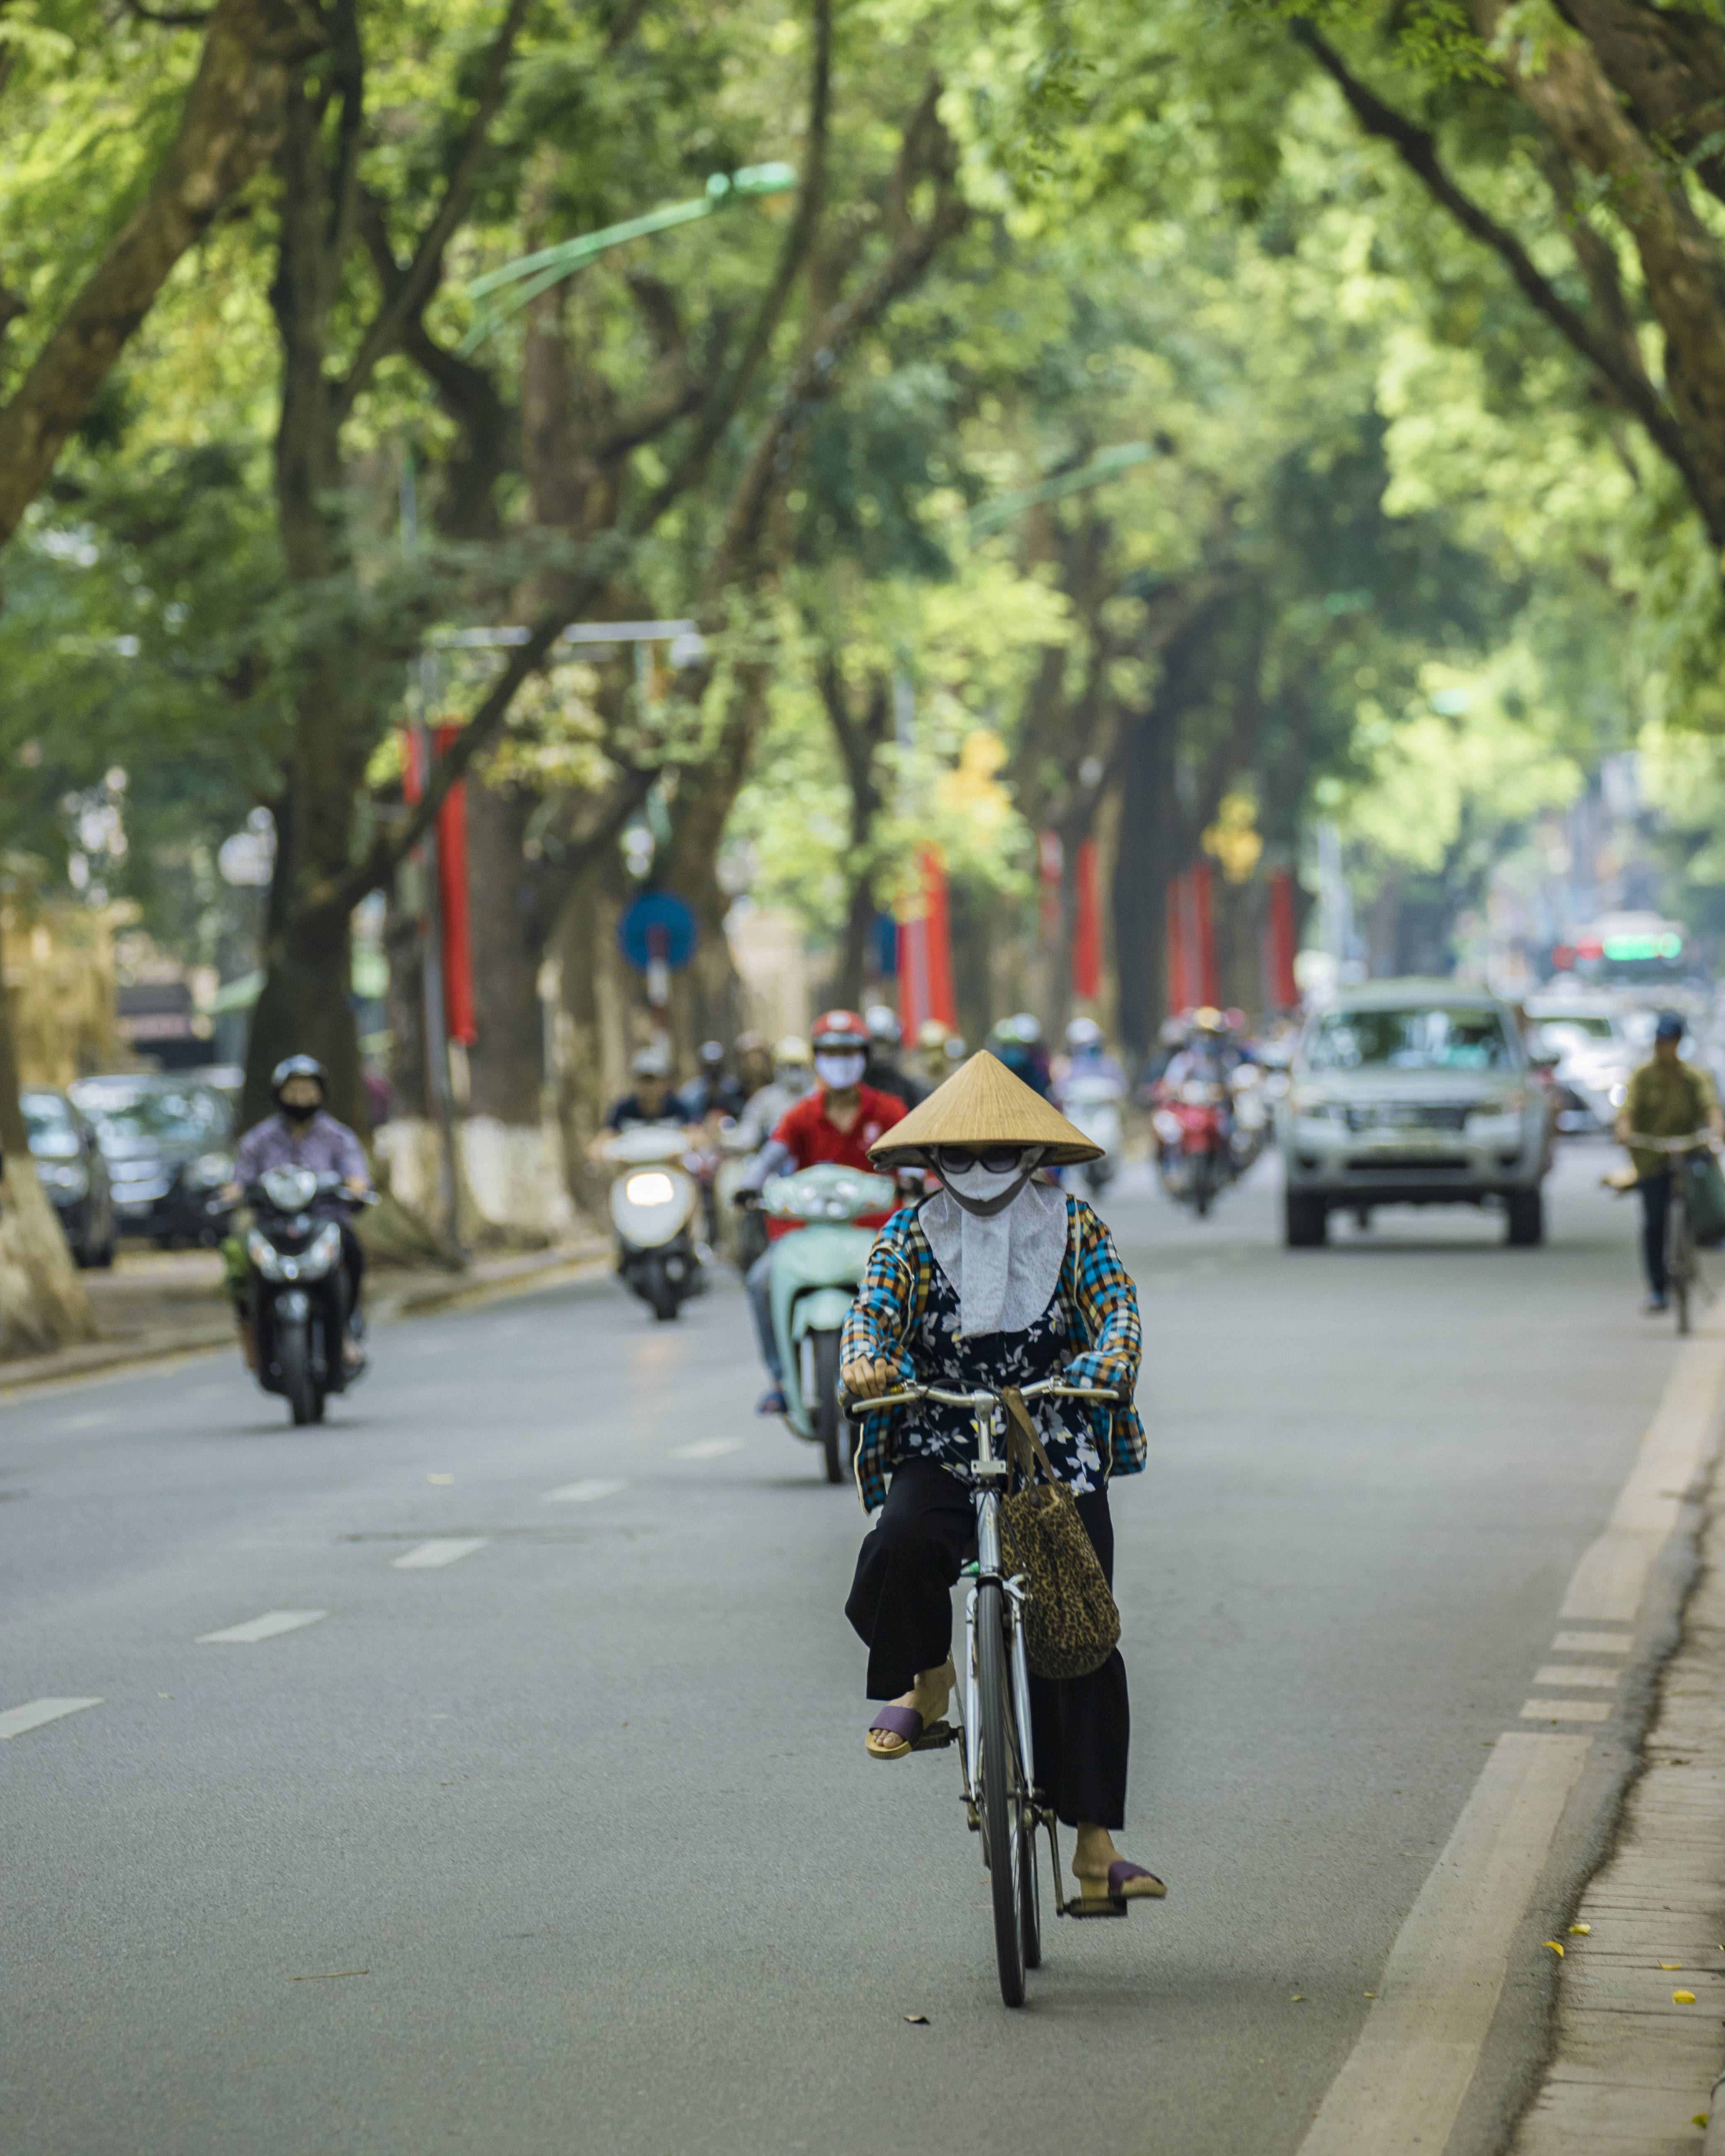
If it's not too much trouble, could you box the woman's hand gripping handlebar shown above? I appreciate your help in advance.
[839,1374,1126,1422]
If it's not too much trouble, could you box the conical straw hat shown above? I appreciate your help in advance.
[868,1050,1102,1166]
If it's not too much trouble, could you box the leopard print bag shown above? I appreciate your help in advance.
[997,1386,1120,1680]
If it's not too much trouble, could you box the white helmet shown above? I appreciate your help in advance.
[1066,1017,1103,1050]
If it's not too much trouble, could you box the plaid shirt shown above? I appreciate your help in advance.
[840,1194,1146,1512]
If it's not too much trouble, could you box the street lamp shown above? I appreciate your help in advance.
[458,164,799,354]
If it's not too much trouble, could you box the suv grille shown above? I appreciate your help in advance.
[1345,1104,1470,1133]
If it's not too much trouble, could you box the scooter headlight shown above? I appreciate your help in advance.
[247,1228,287,1281]
[624,1171,676,1207]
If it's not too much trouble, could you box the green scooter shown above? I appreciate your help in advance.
[761,1162,899,1483]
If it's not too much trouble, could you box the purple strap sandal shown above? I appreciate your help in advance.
[1076,1859,1167,1903]
[865,1704,925,1759]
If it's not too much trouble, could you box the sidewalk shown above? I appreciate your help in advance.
[0,1236,612,1397]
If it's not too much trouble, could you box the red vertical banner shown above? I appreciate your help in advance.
[897,847,957,1032]
[1192,859,1219,1008]
[1266,866,1298,1011]
[402,727,477,1047]
[1072,837,1101,1002]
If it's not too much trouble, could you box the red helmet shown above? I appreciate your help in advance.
[811,1008,870,1053]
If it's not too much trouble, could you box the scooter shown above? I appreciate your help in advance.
[1152,1080,1234,1217]
[761,1161,897,1483]
[601,1124,709,1321]
[237,1166,375,1426]
[1058,1071,1125,1199]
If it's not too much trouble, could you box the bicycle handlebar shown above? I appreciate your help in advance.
[841,1377,1124,1423]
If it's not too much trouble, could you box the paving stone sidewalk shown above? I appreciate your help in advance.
[1512,1447,1725,2154]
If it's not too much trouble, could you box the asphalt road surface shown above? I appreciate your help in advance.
[0,1145,1685,2155]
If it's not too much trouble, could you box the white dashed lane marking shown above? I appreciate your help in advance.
[391,1539,488,1569]
[1552,1631,1632,1654]
[1520,1698,1612,1722]
[0,1697,103,1740]
[197,1610,328,1644]
[1533,1664,1620,1689]
[670,1440,742,1461]
[543,1479,627,1503]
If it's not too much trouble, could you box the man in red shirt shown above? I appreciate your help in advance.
[740,1009,906,1413]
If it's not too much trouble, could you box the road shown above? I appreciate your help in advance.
[0,1145,1689,2155]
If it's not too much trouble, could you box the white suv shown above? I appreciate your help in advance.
[1277,981,1552,1248]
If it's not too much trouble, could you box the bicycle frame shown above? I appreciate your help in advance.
[1624,1131,1715,1335]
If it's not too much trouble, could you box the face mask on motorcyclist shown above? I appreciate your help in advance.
[933,1146,1039,1217]
[279,1090,321,1124]
[815,1050,866,1090]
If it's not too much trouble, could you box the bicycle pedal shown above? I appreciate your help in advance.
[911,1719,960,1751]
[1061,1895,1129,1920]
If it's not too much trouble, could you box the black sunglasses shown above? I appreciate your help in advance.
[935,1146,1026,1175]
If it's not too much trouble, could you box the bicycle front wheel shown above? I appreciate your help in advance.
[1672,1189,1693,1335]
[976,1579,1027,2007]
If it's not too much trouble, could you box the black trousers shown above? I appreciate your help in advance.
[845,1457,1130,1830]
[1640,1171,1672,1296]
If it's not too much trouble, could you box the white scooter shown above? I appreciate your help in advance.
[600,1125,709,1321]
[1058,1071,1125,1198]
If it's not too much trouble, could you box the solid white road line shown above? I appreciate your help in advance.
[1520,1699,1611,1722]
[1531,1664,1620,1688]
[391,1538,488,1569]
[543,1479,627,1503]
[670,1439,743,1461]
[197,1610,328,1644]
[1551,1630,1632,1654]
[0,1697,103,1740]
[1561,1324,1725,1622]
[1296,1734,1591,2156]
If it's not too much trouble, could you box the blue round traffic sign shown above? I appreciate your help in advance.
[617,890,699,972]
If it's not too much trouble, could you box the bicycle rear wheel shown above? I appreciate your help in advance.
[1671,1188,1693,1335]
[976,1579,1027,2006]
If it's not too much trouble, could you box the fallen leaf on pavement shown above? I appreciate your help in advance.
[1673,1991,1697,2004]
[1660,1962,1681,1970]
[1545,1941,1564,1957]
[1568,1924,1590,1935]
[1290,1994,1305,2002]
[904,2013,929,2025]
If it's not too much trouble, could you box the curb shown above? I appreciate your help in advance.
[0,1241,615,1402]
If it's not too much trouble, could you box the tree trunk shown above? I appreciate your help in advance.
[0,0,324,550]
[1111,702,1177,1066]
[0,918,97,1355]
[466,777,544,1125]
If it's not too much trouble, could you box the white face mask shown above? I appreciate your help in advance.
[815,1051,866,1090]
[942,1159,1023,1206]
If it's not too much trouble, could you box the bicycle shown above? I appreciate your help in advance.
[844,1374,1129,2007]
[1622,1131,1714,1335]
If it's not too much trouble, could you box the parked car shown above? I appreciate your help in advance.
[21,1087,115,1267]
[69,1075,235,1247]
[1524,992,1639,1134]
[1277,980,1553,1248]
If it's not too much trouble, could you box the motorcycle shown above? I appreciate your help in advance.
[1057,1071,1125,1199]
[236,1166,374,1426]
[1152,1080,1234,1216]
[760,1161,898,1483]
[1228,1063,1270,1174]
[601,1124,709,1321]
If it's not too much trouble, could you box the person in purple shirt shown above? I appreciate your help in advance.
[227,1056,372,1370]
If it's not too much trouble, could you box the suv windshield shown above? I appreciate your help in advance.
[80,1087,228,1145]
[1308,1005,1513,1073]
[21,1093,80,1159]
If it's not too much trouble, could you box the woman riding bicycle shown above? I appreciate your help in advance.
[840,1050,1165,1906]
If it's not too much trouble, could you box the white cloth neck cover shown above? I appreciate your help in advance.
[922,1164,1070,1337]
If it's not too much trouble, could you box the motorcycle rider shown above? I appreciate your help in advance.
[1159,1007,1242,1094]
[679,1039,748,1125]
[733,1035,815,1152]
[863,1005,928,1110]
[1052,1016,1126,1099]
[738,1010,906,1414]
[989,1013,1052,1098]
[228,1056,371,1372]
[1614,1011,1725,1313]
[596,1045,692,1146]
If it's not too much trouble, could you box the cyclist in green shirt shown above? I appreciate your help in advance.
[1614,1012,1724,1312]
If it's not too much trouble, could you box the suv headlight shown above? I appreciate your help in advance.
[192,1152,235,1187]
[37,1162,89,1197]
[1290,1088,1345,1123]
